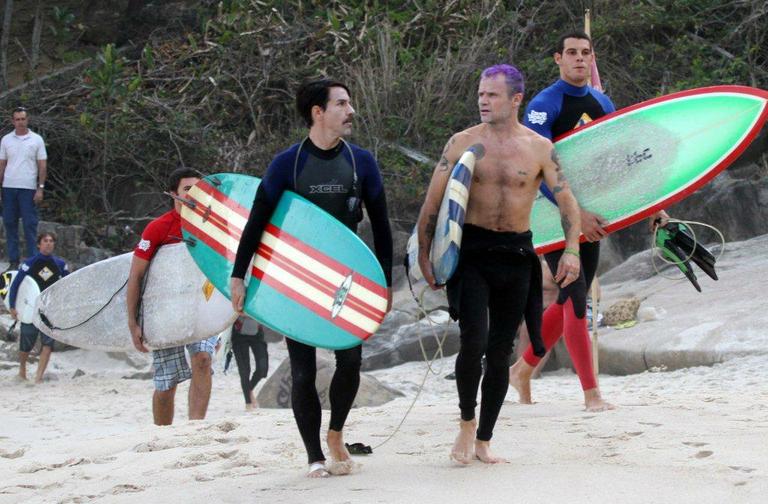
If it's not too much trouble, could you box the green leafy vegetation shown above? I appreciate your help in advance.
[3,0,766,249]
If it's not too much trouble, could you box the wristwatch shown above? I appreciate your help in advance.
[38,184,45,189]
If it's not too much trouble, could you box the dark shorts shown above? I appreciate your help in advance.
[19,322,54,353]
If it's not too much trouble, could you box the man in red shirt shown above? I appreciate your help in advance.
[127,168,218,426]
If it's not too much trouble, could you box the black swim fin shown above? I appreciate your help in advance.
[664,222,719,281]
[655,226,701,292]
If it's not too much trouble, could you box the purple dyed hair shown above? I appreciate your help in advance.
[481,64,525,96]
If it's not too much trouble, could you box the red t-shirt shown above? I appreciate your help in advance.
[133,210,182,261]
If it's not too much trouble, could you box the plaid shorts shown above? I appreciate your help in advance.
[152,335,218,391]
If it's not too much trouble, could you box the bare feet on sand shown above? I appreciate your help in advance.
[584,388,615,412]
[245,392,258,411]
[450,419,476,464]
[475,440,508,464]
[326,429,356,475]
[509,360,533,404]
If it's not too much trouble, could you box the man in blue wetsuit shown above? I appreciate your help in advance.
[510,31,668,411]
[9,232,68,383]
[230,79,393,478]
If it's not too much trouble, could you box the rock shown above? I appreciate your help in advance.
[71,369,86,379]
[256,354,403,409]
[122,370,154,380]
[362,310,460,371]
[597,234,768,375]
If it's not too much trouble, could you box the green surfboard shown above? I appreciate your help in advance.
[532,85,768,253]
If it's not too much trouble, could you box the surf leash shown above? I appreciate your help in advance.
[371,267,453,451]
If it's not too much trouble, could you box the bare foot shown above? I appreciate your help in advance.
[584,388,615,412]
[327,429,351,463]
[307,461,329,478]
[34,378,43,384]
[15,374,27,382]
[474,440,508,464]
[326,429,356,475]
[450,419,476,464]
[509,359,533,404]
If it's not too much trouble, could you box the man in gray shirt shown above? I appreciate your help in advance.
[0,107,48,270]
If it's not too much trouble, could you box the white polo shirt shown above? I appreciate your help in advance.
[0,130,47,190]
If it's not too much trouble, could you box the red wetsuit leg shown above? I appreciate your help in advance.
[562,297,597,390]
[522,301,564,366]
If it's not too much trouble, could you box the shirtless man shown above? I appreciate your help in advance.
[416,64,582,464]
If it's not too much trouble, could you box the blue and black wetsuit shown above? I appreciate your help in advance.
[523,78,615,316]
[10,252,69,352]
[232,137,393,465]
[521,79,615,392]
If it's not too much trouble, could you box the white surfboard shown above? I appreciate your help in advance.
[33,243,237,351]
[406,147,480,285]
[16,276,41,324]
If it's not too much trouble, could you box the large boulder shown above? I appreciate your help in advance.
[596,234,768,375]
[256,353,404,409]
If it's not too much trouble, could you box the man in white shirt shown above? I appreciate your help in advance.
[0,107,48,270]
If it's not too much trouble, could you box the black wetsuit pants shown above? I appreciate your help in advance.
[544,240,600,318]
[232,333,269,404]
[450,248,532,441]
[286,338,362,464]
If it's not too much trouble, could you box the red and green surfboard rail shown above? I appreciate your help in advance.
[532,85,768,254]
[180,173,388,350]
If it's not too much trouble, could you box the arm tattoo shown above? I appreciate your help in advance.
[560,214,572,236]
[424,214,437,241]
[551,147,568,188]
[438,156,450,171]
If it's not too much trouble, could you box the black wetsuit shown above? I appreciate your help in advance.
[232,137,392,464]
[231,317,268,404]
[447,224,544,441]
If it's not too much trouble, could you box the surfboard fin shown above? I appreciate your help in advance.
[655,223,719,291]
[664,222,718,281]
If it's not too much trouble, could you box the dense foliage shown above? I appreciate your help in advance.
[3,0,766,248]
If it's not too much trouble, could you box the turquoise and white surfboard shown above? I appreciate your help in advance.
[181,174,389,350]
[533,85,768,252]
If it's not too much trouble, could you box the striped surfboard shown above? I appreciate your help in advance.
[180,173,388,350]
[406,148,479,285]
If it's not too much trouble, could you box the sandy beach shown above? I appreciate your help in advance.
[1,339,767,504]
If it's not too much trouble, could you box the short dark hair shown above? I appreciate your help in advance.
[556,31,592,54]
[167,167,201,193]
[37,231,57,244]
[295,79,351,127]
[12,106,28,117]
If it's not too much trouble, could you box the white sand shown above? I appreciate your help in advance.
[1,342,766,504]
[2,235,768,503]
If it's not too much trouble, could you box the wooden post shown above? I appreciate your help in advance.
[585,8,601,382]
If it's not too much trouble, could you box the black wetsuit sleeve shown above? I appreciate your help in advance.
[359,151,393,286]
[231,184,277,279]
[231,151,294,279]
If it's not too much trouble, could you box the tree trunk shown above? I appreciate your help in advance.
[31,0,42,70]
[1,0,14,90]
